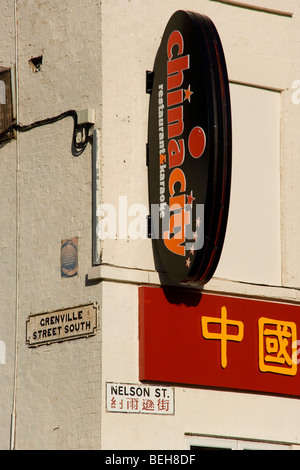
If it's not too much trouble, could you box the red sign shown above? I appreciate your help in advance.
[139,287,300,397]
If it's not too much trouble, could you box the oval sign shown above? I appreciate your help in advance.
[147,10,232,285]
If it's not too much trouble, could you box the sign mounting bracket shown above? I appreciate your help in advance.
[146,70,154,94]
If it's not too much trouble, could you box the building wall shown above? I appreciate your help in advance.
[96,0,300,450]
[1,0,300,450]
[0,0,102,450]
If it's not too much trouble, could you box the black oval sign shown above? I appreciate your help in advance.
[147,10,231,285]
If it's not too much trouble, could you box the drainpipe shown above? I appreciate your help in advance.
[10,0,20,451]
[92,129,101,265]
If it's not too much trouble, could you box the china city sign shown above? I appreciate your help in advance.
[147,10,231,284]
[139,287,300,398]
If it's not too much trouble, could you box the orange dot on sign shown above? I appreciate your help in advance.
[188,126,206,158]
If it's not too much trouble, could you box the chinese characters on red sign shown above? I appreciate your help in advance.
[139,287,300,397]
[202,306,297,375]
[202,306,244,369]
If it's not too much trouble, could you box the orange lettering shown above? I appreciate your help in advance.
[167,55,190,91]
[167,106,184,139]
[167,89,183,108]
[168,139,185,169]
[167,30,184,60]
[163,195,190,256]
[169,167,186,195]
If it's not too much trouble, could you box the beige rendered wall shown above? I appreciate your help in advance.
[0,0,102,449]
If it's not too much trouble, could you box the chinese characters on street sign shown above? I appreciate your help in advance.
[106,383,174,415]
[139,287,300,397]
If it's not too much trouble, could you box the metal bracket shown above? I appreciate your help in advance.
[146,143,149,166]
[147,215,152,239]
[146,70,154,94]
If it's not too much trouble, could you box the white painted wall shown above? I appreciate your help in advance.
[215,83,281,285]
[98,0,300,450]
